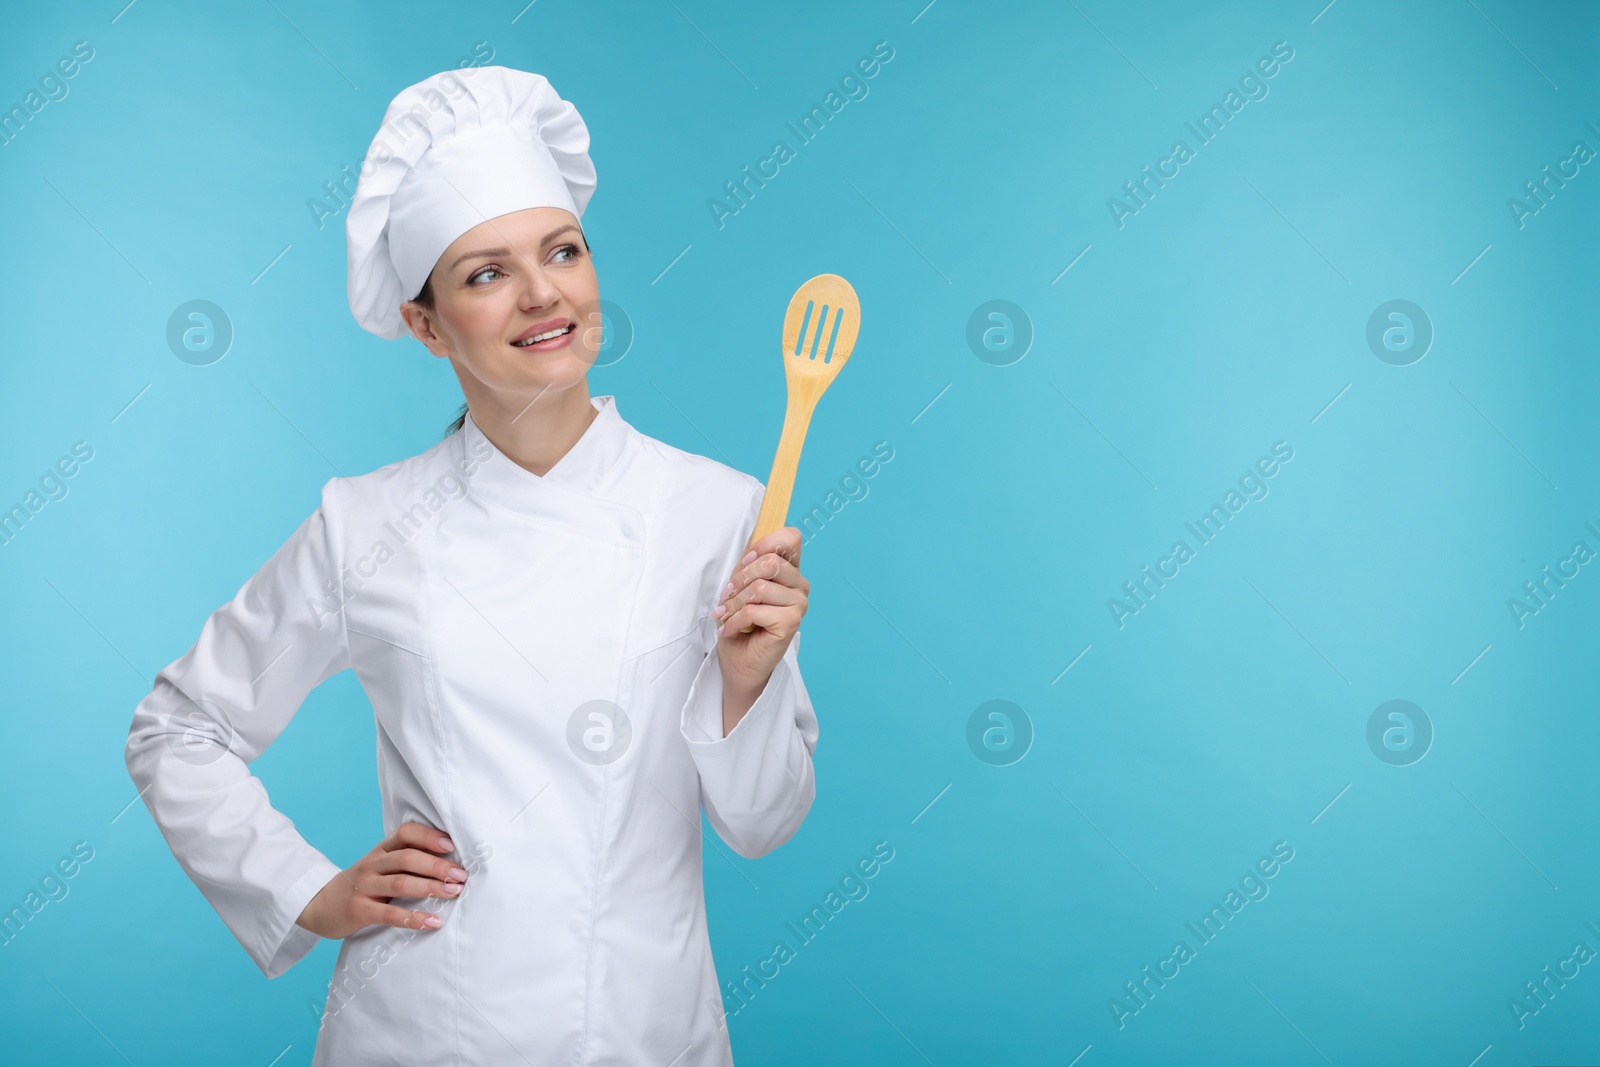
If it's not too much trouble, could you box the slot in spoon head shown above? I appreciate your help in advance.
[782,274,859,387]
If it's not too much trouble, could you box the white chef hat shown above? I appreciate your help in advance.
[346,66,597,340]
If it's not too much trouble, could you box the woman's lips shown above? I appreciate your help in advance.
[510,323,576,351]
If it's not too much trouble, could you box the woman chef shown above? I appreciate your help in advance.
[124,66,819,1065]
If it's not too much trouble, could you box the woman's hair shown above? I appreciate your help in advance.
[408,274,469,437]
[419,229,594,439]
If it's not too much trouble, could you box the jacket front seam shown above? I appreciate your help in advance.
[414,523,463,1066]
[576,516,650,1066]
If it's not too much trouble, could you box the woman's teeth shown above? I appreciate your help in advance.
[513,324,573,346]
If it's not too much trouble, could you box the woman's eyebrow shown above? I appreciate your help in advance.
[448,246,511,273]
[446,226,583,274]
[541,224,581,244]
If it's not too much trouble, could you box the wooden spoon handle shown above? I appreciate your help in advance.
[749,396,815,548]
[736,398,815,634]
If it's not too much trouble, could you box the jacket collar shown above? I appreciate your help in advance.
[456,394,644,545]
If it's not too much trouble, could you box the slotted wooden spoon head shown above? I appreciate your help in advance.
[732,273,860,630]
[781,274,859,402]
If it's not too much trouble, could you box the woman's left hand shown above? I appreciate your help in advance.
[712,526,808,700]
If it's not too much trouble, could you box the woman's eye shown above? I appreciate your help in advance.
[468,266,506,285]
[552,244,580,263]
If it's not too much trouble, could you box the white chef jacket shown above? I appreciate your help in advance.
[124,394,819,1066]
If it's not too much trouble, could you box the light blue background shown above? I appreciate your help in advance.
[2,1,1597,1064]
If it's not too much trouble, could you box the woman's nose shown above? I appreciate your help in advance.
[518,266,561,308]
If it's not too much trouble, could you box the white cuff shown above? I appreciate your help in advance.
[680,642,793,749]
[258,854,342,979]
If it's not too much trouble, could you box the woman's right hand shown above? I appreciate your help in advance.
[295,821,468,940]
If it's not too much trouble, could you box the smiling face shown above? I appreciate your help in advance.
[400,206,600,414]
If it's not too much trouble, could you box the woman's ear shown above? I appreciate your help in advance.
[400,301,452,359]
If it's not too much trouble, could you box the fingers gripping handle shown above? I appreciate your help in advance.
[737,399,814,633]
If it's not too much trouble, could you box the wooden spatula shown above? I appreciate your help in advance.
[738,273,860,632]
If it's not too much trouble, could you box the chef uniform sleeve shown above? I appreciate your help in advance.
[124,477,352,979]
[679,480,819,859]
